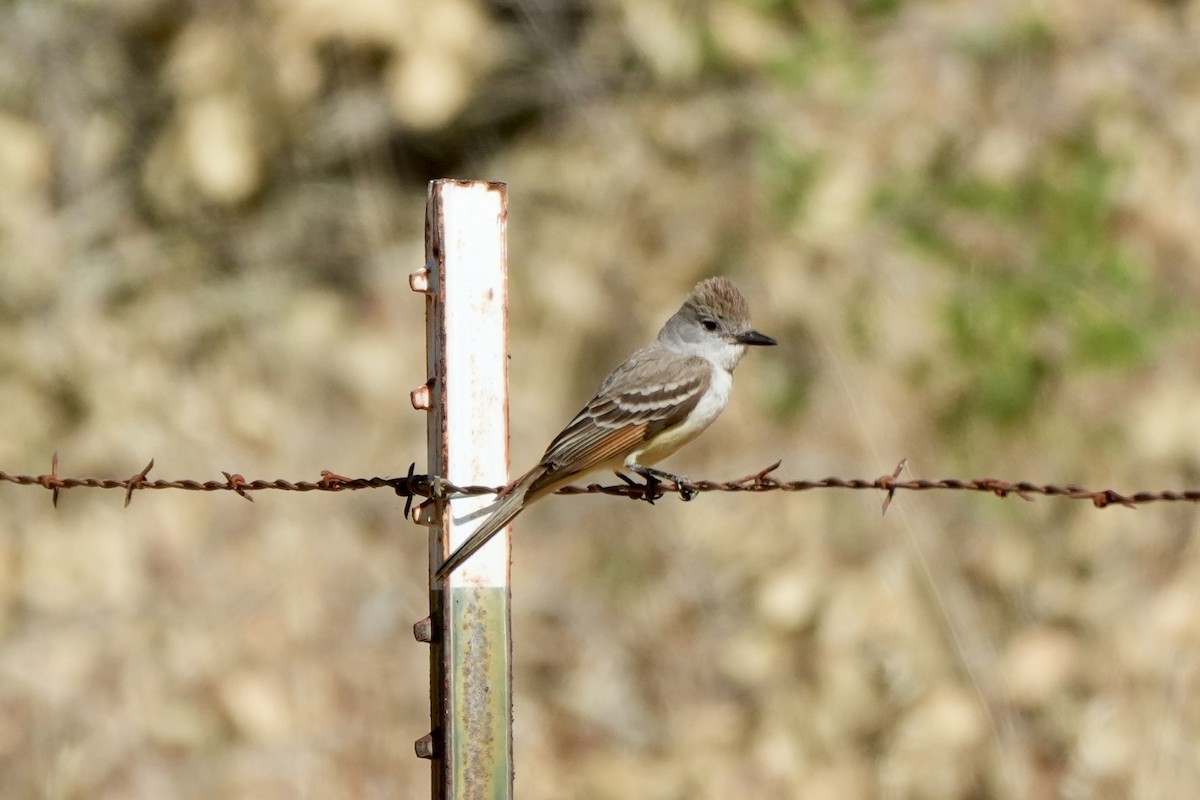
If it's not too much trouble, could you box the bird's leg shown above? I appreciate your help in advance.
[616,469,660,504]
[628,463,698,502]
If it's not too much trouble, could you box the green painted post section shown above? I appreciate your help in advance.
[413,179,513,800]
[449,586,512,797]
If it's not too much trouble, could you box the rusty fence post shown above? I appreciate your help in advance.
[410,180,513,799]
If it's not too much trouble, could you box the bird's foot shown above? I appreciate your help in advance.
[628,465,697,502]
[616,470,662,504]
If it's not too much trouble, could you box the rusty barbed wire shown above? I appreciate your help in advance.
[3,455,1200,513]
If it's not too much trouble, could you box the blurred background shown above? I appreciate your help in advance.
[2,0,1199,797]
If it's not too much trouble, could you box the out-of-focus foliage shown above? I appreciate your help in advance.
[881,136,1175,434]
[2,1,1200,798]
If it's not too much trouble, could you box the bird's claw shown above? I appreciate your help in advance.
[614,471,663,503]
[642,474,662,504]
[625,466,696,503]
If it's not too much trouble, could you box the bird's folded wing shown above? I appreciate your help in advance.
[530,352,711,490]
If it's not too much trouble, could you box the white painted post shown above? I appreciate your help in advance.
[410,180,512,799]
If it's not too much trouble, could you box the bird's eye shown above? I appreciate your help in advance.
[701,319,719,332]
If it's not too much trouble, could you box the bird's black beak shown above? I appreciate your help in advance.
[736,329,777,347]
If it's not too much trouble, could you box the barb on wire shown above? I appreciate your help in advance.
[126,459,155,507]
[880,458,908,516]
[3,456,1200,511]
[50,452,61,508]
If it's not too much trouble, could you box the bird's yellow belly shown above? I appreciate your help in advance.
[626,365,731,467]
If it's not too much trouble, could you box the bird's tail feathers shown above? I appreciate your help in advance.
[433,466,545,581]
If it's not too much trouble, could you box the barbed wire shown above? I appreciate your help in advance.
[2,455,1199,515]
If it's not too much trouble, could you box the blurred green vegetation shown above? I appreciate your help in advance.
[878,135,1176,433]
[759,134,823,224]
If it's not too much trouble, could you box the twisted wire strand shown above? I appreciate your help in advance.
[3,456,1197,511]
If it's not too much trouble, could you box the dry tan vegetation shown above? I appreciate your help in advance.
[2,1,1200,798]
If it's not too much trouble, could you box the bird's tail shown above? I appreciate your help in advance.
[433,466,547,582]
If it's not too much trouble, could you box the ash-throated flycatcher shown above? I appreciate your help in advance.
[435,276,776,580]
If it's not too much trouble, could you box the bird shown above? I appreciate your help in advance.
[435,276,776,580]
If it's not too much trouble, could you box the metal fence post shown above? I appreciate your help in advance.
[410,180,512,799]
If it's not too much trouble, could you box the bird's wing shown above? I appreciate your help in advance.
[529,349,711,493]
